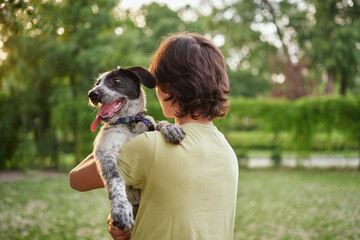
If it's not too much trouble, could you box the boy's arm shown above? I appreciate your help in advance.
[69,153,104,191]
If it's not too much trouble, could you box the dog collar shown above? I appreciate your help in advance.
[109,112,155,131]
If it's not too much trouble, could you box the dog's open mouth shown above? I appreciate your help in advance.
[91,98,126,132]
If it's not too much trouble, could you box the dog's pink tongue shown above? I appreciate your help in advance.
[90,102,119,132]
[98,102,118,116]
[91,115,102,132]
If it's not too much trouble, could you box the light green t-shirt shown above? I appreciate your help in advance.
[118,123,238,240]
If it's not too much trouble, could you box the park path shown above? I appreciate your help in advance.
[248,156,359,168]
[1,157,359,182]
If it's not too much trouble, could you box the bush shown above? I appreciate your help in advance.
[1,94,359,169]
[227,131,357,152]
[225,96,360,157]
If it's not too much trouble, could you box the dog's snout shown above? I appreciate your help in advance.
[88,90,101,105]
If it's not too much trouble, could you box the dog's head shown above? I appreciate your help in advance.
[88,66,156,131]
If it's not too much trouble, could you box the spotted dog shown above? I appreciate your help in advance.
[88,66,185,230]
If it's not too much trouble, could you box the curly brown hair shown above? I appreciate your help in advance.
[149,32,231,120]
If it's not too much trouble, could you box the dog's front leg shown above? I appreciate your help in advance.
[156,121,186,144]
[95,150,134,230]
[144,117,186,144]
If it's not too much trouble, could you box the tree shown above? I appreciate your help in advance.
[308,0,360,95]
[0,1,208,169]
[206,0,360,98]
[0,0,121,168]
[228,70,270,97]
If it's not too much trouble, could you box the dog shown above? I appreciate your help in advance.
[88,66,185,230]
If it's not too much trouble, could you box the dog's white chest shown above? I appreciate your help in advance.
[94,123,147,153]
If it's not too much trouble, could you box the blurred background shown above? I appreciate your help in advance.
[1,1,360,239]
[0,0,360,170]
[0,0,359,170]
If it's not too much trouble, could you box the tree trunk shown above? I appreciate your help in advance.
[324,69,335,94]
[262,0,307,99]
[340,69,347,95]
[284,58,307,99]
[358,134,360,171]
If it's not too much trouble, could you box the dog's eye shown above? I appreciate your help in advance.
[95,80,101,86]
[113,78,121,84]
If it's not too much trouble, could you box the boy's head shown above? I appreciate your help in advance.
[149,32,230,120]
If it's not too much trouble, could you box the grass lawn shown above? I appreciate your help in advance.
[236,170,360,240]
[0,170,360,240]
[0,171,109,240]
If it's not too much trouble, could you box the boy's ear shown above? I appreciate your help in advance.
[124,66,157,89]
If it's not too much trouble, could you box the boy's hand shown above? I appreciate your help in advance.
[107,214,131,240]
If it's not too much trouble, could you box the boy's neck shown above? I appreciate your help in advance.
[175,114,213,126]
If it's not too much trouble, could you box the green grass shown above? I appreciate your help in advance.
[236,170,360,240]
[0,170,359,240]
[0,171,109,240]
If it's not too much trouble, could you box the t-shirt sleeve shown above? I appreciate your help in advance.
[117,132,156,190]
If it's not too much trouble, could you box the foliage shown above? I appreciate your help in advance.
[228,70,270,97]
[225,96,360,157]
[209,0,360,96]
[227,131,358,152]
[308,0,360,94]
[0,1,359,169]
[0,1,202,169]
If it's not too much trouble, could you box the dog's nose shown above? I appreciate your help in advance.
[88,90,101,105]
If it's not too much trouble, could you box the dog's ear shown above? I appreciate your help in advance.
[124,66,157,89]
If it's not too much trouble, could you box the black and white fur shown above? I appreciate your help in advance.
[88,66,185,230]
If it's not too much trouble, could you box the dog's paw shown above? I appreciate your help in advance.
[156,121,186,144]
[111,200,134,230]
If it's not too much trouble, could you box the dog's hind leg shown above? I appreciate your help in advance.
[95,151,134,230]
[126,186,141,219]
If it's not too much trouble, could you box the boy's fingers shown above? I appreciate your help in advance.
[107,214,131,240]
[108,225,131,240]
